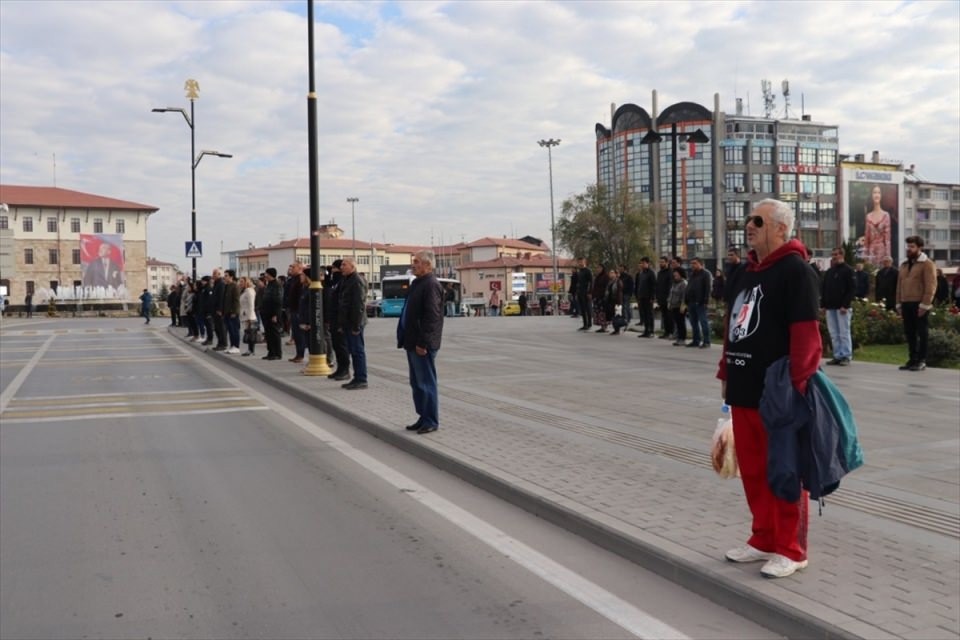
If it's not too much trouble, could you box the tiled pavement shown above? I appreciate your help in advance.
[172,315,960,640]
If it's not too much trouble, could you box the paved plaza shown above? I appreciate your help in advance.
[171,314,959,640]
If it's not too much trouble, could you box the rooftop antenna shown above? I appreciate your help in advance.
[761,79,776,119]
[781,79,791,119]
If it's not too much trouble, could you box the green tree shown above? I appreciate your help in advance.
[555,183,656,269]
[158,284,169,301]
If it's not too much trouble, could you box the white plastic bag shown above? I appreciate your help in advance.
[711,416,740,478]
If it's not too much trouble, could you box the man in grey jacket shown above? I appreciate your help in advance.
[337,258,368,389]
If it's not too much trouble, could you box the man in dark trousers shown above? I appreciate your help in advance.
[211,268,227,351]
[685,257,712,348]
[398,250,445,434]
[875,256,898,311]
[337,258,368,390]
[822,248,856,365]
[853,262,869,299]
[325,260,350,380]
[655,256,673,339]
[260,268,283,360]
[619,265,635,326]
[575,257,593,331]
[634,257,657,338]
[718,198,822,579]
[896,236,937,372]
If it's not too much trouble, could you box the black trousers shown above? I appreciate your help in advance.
[577,294,592,328]
[638,297,654,335]
[672,308,687,341]
[265,317,282,357]
[331,326,350,374]
[659,299,674,336]
[213,313,226,348]
[901,302,929,363]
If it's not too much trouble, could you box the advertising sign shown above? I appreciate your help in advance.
[80,233,126,290]
[535,272,566,294]
[511,272,526,295]
[841,167,904,267]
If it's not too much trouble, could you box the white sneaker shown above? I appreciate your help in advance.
[725,544,772,563]
[226,347,241,354]
[760,554,808,579]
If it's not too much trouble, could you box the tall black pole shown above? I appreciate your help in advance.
[303,0,331,376]
[671,123,678,259]
[190,100,197,282]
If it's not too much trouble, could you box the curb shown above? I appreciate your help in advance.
[175,329,863,640]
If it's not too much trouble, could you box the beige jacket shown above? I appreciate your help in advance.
[896,252,936,309]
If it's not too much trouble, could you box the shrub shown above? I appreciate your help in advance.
[926,329,960,367]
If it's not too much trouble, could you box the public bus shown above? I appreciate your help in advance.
[379,274,461,317]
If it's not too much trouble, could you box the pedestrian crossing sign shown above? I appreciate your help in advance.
[185,241,203,258]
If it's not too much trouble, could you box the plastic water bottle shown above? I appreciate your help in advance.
[718,403,731,430]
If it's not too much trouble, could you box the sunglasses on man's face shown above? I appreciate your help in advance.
[744,215,765,228]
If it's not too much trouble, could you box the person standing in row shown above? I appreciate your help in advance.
[668,267,688,346]
[685,258,712,348]
[338,258,368,390]
[398,250,445,434]
[139,288,152,324]
[897,236,937,372]
[875,256,898,311]
[222,270,242,354]
[239,276,257,356]
[326,260,350,380]
[260,268,283,361]
[575,257,593,331]
[822,248,855,366]
[655,256,674,339]
[719,198,822,579]
[619,265,634,326]
[211,268,227,351]
[635,257,656,338]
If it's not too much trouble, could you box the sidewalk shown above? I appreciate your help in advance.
[174,317,960,640]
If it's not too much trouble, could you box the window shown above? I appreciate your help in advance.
[778,146,796,164]
[932,189,949,200]
[724,147,744,165]
[819,203,837,222]
[0,215,7,230]
[23,216,33,232]
[48,249,59,265]
[932,229,948,242]
[799,148,817,165]
[917,209,931,222]
[71,218,81,233]
[906,188,913,199]
[724,173,746,191]
[72,249,81,265]
[115,219,125,234]
[934,209,949,221]
[751,173,774,193]
[800,175,818,194]
[47,217,58,232]
[819,175,836,195]
[919,189,931,200]
[24,248,34,264]
[751,146,773,165]
[818,149,837,167]
[93,218,103,233]
[779,175,797,193]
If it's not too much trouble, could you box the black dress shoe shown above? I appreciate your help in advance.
[332,372,351,381]
[405,421,423,431]
[342,381,368,390]
[416,424,438,434]
[327,370,346,379]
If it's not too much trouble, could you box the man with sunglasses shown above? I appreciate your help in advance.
[717,199,822,579]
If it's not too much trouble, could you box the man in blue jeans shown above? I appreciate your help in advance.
[337,258,368,389]
[822,248,855,365]
[685,257,713,348]
[397,250,445,434]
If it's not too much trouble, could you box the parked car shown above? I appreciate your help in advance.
[365,299,382,317]
[501,300,521,316]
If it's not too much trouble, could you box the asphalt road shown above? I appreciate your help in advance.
[0,317,778,639]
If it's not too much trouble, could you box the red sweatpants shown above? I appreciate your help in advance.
[732,406,808,562]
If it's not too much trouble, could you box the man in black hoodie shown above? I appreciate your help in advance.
[718,198,822,579]
[822,248,856,365]
[655,256,674,339]
[634,257,657,338]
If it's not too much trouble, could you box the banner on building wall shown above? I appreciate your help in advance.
[80,233,126,289]
[841,167,904,267]
[535,272,566,294]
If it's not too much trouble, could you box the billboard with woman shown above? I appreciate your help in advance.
[842,167,904,267]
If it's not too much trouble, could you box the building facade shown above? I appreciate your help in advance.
[146,258,181,295]
[596,92,841,263]
[903,165,960,265]
[0,185,157,303]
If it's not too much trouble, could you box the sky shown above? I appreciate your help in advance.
[1,0,958,274]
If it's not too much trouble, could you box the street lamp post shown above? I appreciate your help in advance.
[347,197,359,265]
[640,125,709,259]
[537,138,561,317]
[153,81,231,282]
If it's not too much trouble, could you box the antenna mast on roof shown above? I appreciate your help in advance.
[781,79,791,119]
[761,80,776,119]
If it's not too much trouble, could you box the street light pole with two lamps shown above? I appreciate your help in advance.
[640,124,709,259]
[347,197,359,265]
[152,80,232,282]
[537,138,561,317]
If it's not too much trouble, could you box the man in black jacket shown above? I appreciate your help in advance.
[211,268,227,351]
[634,258,657,337]
[397,250,444,434]
[575,258,593,330]
[875,256,897,311]
[260,268,283,360]
[338,258,368,389]
[325,260,350,380]
[822,248,856,365]
[853,262,869,299]
[685,257,712,348]
[618,265,634,326]
[655,256,673,339]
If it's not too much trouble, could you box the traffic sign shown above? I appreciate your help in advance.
[185,241,203,258]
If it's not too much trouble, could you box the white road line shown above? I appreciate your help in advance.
[161,335,689,639]
[9,387,236,401]
[0,335,55,413]
[0,406,270,425]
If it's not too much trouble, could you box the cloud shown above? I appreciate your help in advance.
[1,0,957,272]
